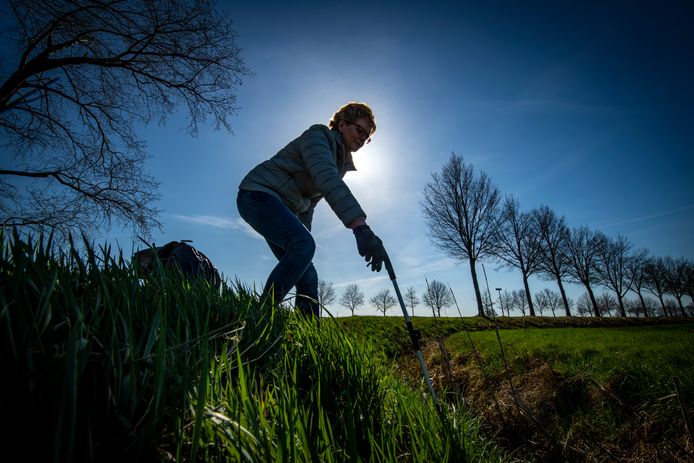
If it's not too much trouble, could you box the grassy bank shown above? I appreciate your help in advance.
[0,231,503,462]
[339,316,694,461]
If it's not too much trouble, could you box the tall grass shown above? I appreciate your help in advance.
[0,229,286,461]
[176,315,500,462]
[0,230,503,462]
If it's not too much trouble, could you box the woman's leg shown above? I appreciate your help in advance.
[236,189,317,309]
[294,263,319,317]
[265,240,319,317]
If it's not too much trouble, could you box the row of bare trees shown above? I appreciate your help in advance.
[489,282,691,318]
[422,153,693,318]
[318,279,456,317]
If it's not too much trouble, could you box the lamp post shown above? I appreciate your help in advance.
[495,288,502,316]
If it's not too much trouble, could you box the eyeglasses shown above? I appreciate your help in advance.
[349,121,372,144]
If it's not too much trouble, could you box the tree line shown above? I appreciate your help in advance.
[316,279,455,318]
[420,153,693,318]
[317,153,692,319]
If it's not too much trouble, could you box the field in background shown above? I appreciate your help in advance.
[338,315,694,462]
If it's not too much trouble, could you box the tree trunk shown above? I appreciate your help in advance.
[675,296,687,317]
[469,259,485,316]
[636,290,649,317]
[617,294,627,317]
[586,284,601,317]
[658,294,667,316]
[522,273,536,316]
[555,275,572,316]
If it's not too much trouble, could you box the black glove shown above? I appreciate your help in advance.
[353,224,386,272]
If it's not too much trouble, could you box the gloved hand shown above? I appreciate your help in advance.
[353,224,386,272]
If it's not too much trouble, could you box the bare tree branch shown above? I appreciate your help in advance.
[0,0,250,240]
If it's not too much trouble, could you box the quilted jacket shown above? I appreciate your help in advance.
[239,124,366,229]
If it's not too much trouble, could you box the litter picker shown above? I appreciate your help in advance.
[383,251,439,406]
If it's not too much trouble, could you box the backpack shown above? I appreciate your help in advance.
[134,240,221,286]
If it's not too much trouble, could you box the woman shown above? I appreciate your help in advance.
[237,102,386,317]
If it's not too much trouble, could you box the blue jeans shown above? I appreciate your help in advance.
[236,189,319,317]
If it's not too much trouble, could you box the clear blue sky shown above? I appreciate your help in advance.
[105,0,694,316]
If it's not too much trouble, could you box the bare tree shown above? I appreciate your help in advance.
[423,279,454,317]
[535,288,562,317]
[663,257,690,317]
[497,289,514,317]
[532,206,572,316]
[564,226,607,317]
[596,234,633,317]
[534,290,548,316]
[625,297,656,317]
[370,289,396,317]
[627,249,652,317]
[643,257,670,315]
[0,0,249,239]
[481,292,495,317]
[511,289,529,316]
[404,286,419,316]
[597,292,619,317]
[663,299,679,318]
[422,153,501,316]
[317,280,336,315]
[642,296,659,316]
[576,292,593,317]
[339,283,364,316]
[493,196,542,316]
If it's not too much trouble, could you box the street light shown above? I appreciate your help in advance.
[495,288,502,315]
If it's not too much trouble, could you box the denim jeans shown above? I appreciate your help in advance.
[236,189,319,317]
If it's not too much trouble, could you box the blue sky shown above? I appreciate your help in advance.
[105,0,693,316]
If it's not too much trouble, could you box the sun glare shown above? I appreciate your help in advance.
[350,144,390,183]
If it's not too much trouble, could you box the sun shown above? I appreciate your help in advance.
[350,144,389,182]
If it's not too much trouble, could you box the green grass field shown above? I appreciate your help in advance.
[338,317,694,462]
[2,230,691,462]
[448,324,694,382]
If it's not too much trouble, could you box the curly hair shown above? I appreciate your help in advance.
[329,102,376,135]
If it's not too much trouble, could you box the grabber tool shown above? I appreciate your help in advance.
[383,251,439,406]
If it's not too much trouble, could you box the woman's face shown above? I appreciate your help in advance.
[339,118,373,152]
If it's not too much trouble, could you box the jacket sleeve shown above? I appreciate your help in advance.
[298,126,366,227]
[297,197,320,231]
